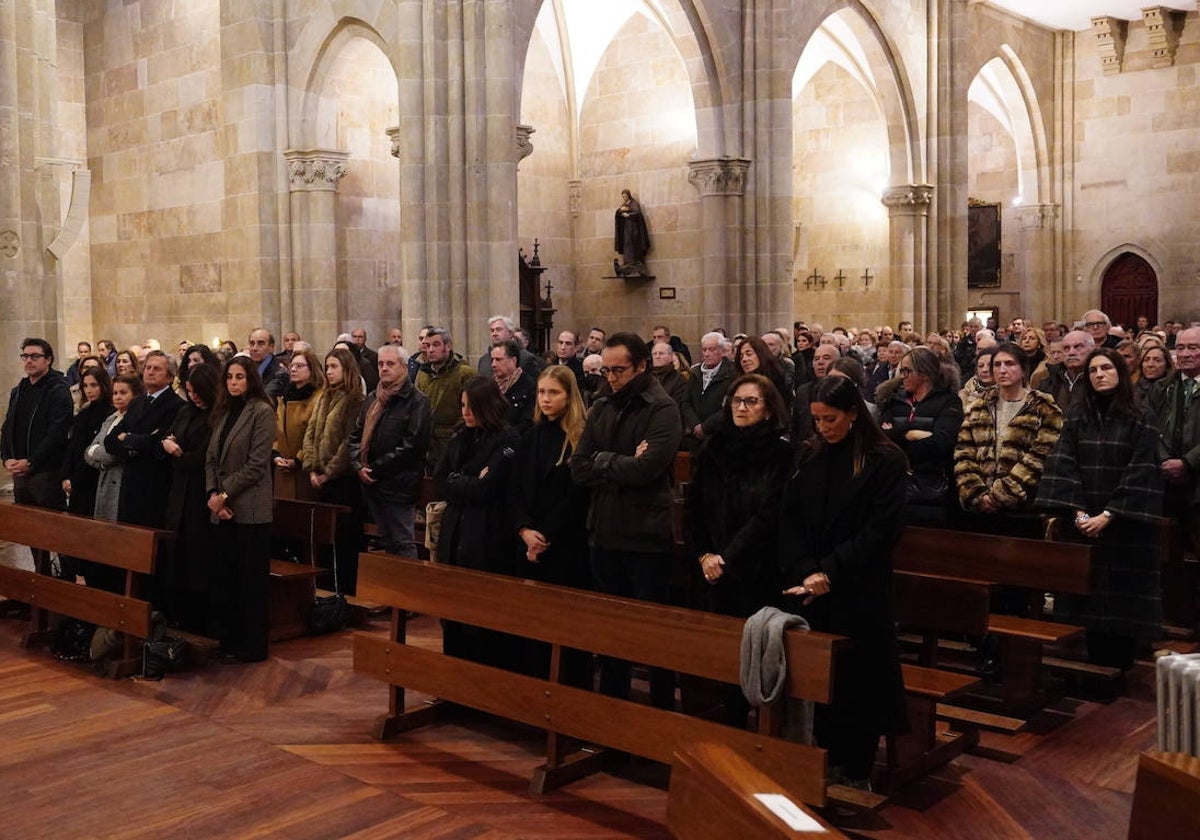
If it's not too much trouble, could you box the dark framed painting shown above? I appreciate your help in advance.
[967,201,1001,289]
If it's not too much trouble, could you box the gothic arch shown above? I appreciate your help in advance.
[788,2,922,186]
[288,4,401,149]
[967,47,1049,205]
[512,0,729,159]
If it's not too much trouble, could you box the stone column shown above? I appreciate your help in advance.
[688,157,753,327]
[284,149,348,344]
[0,0,61,390]
[882,185,934,328]
[394,1,521,359]
[1012,203,1060,319]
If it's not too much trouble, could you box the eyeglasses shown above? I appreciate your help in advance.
[897,367,914,376]
[19,353,46,361]
[1083,321,1107,329]
[599,365,630,377]
[730,396,762,408]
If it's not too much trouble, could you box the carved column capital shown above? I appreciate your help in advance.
[567,179,582,217]
[687,157,752,196]
[516,124,535,162]
[283,149,350,191]
[881,184,934,216]
[385,126,402,159]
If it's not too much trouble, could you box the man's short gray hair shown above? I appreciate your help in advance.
[488,315,516,332]
[427,327,452,344]
[700,331,724,346]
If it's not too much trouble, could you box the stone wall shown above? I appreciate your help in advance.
[1070,10,1200,324]
[792,62,891,330]
[83,0,233,350]
[571,13,701,344]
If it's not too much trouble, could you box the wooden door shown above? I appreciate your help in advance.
[1101,253,1157,329]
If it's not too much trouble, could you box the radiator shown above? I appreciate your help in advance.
[1157,653,1200,756]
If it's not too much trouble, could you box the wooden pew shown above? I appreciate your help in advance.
[353,553,848,807]
[1127,749,1200,840]
[269,498,349,641]
[667,742,846,839]
[894,526,1091,716]
[0,501,170,677]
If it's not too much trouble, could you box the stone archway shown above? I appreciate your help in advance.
[1101,252,1158,329]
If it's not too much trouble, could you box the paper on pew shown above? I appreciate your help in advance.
[753,793,828,832]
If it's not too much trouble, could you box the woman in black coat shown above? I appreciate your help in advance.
[691,373,791,618]
[60,367,115,579]
[159,363,218,633]
[779,375,908,788]
[435,377,520,666]
[509,366,591,682]
[880,345,963,523]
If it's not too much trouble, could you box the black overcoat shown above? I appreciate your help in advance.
[778,440,908,737]
[436,426,520,575]
[60,400,114,517]
[163,403,214,593]
[106,389,186,527]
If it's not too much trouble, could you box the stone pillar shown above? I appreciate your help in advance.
[394,1,521,359]
[1012,203,1060,319]
[0,0,61,391]
[882,185,934,329]
[688,157,752,326]
[283,149,348,345]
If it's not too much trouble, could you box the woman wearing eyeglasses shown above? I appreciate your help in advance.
[880,346,964,523]
[271,348,325,499]
[688,373,792,726]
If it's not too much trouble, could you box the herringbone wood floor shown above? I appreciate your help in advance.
[0,612,1167,839]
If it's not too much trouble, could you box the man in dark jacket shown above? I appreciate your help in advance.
[476,315,541,379]
[570,332,682,708]
[414,327,477,473]
[106,350,186,529]
[349,345,432,556]
[1,337,74,573]
[491,339,536,431]
[682,331,736,446]
[247,327,290,399]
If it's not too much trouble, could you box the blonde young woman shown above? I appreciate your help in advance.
[298,347,366,593]
[272,348,325,499]
[508,365,591,682]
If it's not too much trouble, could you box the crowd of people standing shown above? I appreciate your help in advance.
[3,307,1198,788]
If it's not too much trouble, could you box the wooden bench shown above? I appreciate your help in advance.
[269,498,349,641]
[882,663,981,791]
[353,553,848,808]
[667,742,846,838]
[0,501,170,677]
[1127,749,1200,840]
[894,526,1091,716]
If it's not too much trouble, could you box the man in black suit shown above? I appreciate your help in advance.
[352,328,378,370]
[105,350,186,528]
[554,330,586,391]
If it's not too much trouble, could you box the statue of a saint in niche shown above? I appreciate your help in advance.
[613,189,650,277]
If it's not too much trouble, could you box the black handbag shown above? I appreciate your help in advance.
[143,636,189,678]
[310,532,349,635]
[52,617,95,662]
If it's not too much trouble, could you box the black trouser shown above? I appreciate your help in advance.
[212,521,271,661]
[590,547,676,710]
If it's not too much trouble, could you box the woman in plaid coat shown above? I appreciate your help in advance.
[1036,347,1164,669]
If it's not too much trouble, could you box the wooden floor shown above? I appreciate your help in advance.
[0,612,1169,839]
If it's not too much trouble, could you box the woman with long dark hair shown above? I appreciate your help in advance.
[178,344,219,387]
[60,366,115,581]
[159,363,219,632]
[435,377,520,666]
[509,365,591,681]
[1036,347,1164,669]
[779,375,907,789]
[272,348,325,499]
[205,357,276,663]
[299,347,366,594]
[737,335,792,410]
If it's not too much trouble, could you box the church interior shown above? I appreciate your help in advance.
[2,1,1199,837]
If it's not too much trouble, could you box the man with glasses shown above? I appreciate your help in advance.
[570,332,682,709]
[1081,309,1121,349]
[1149,327,1200,628]
[1,338,74,575]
